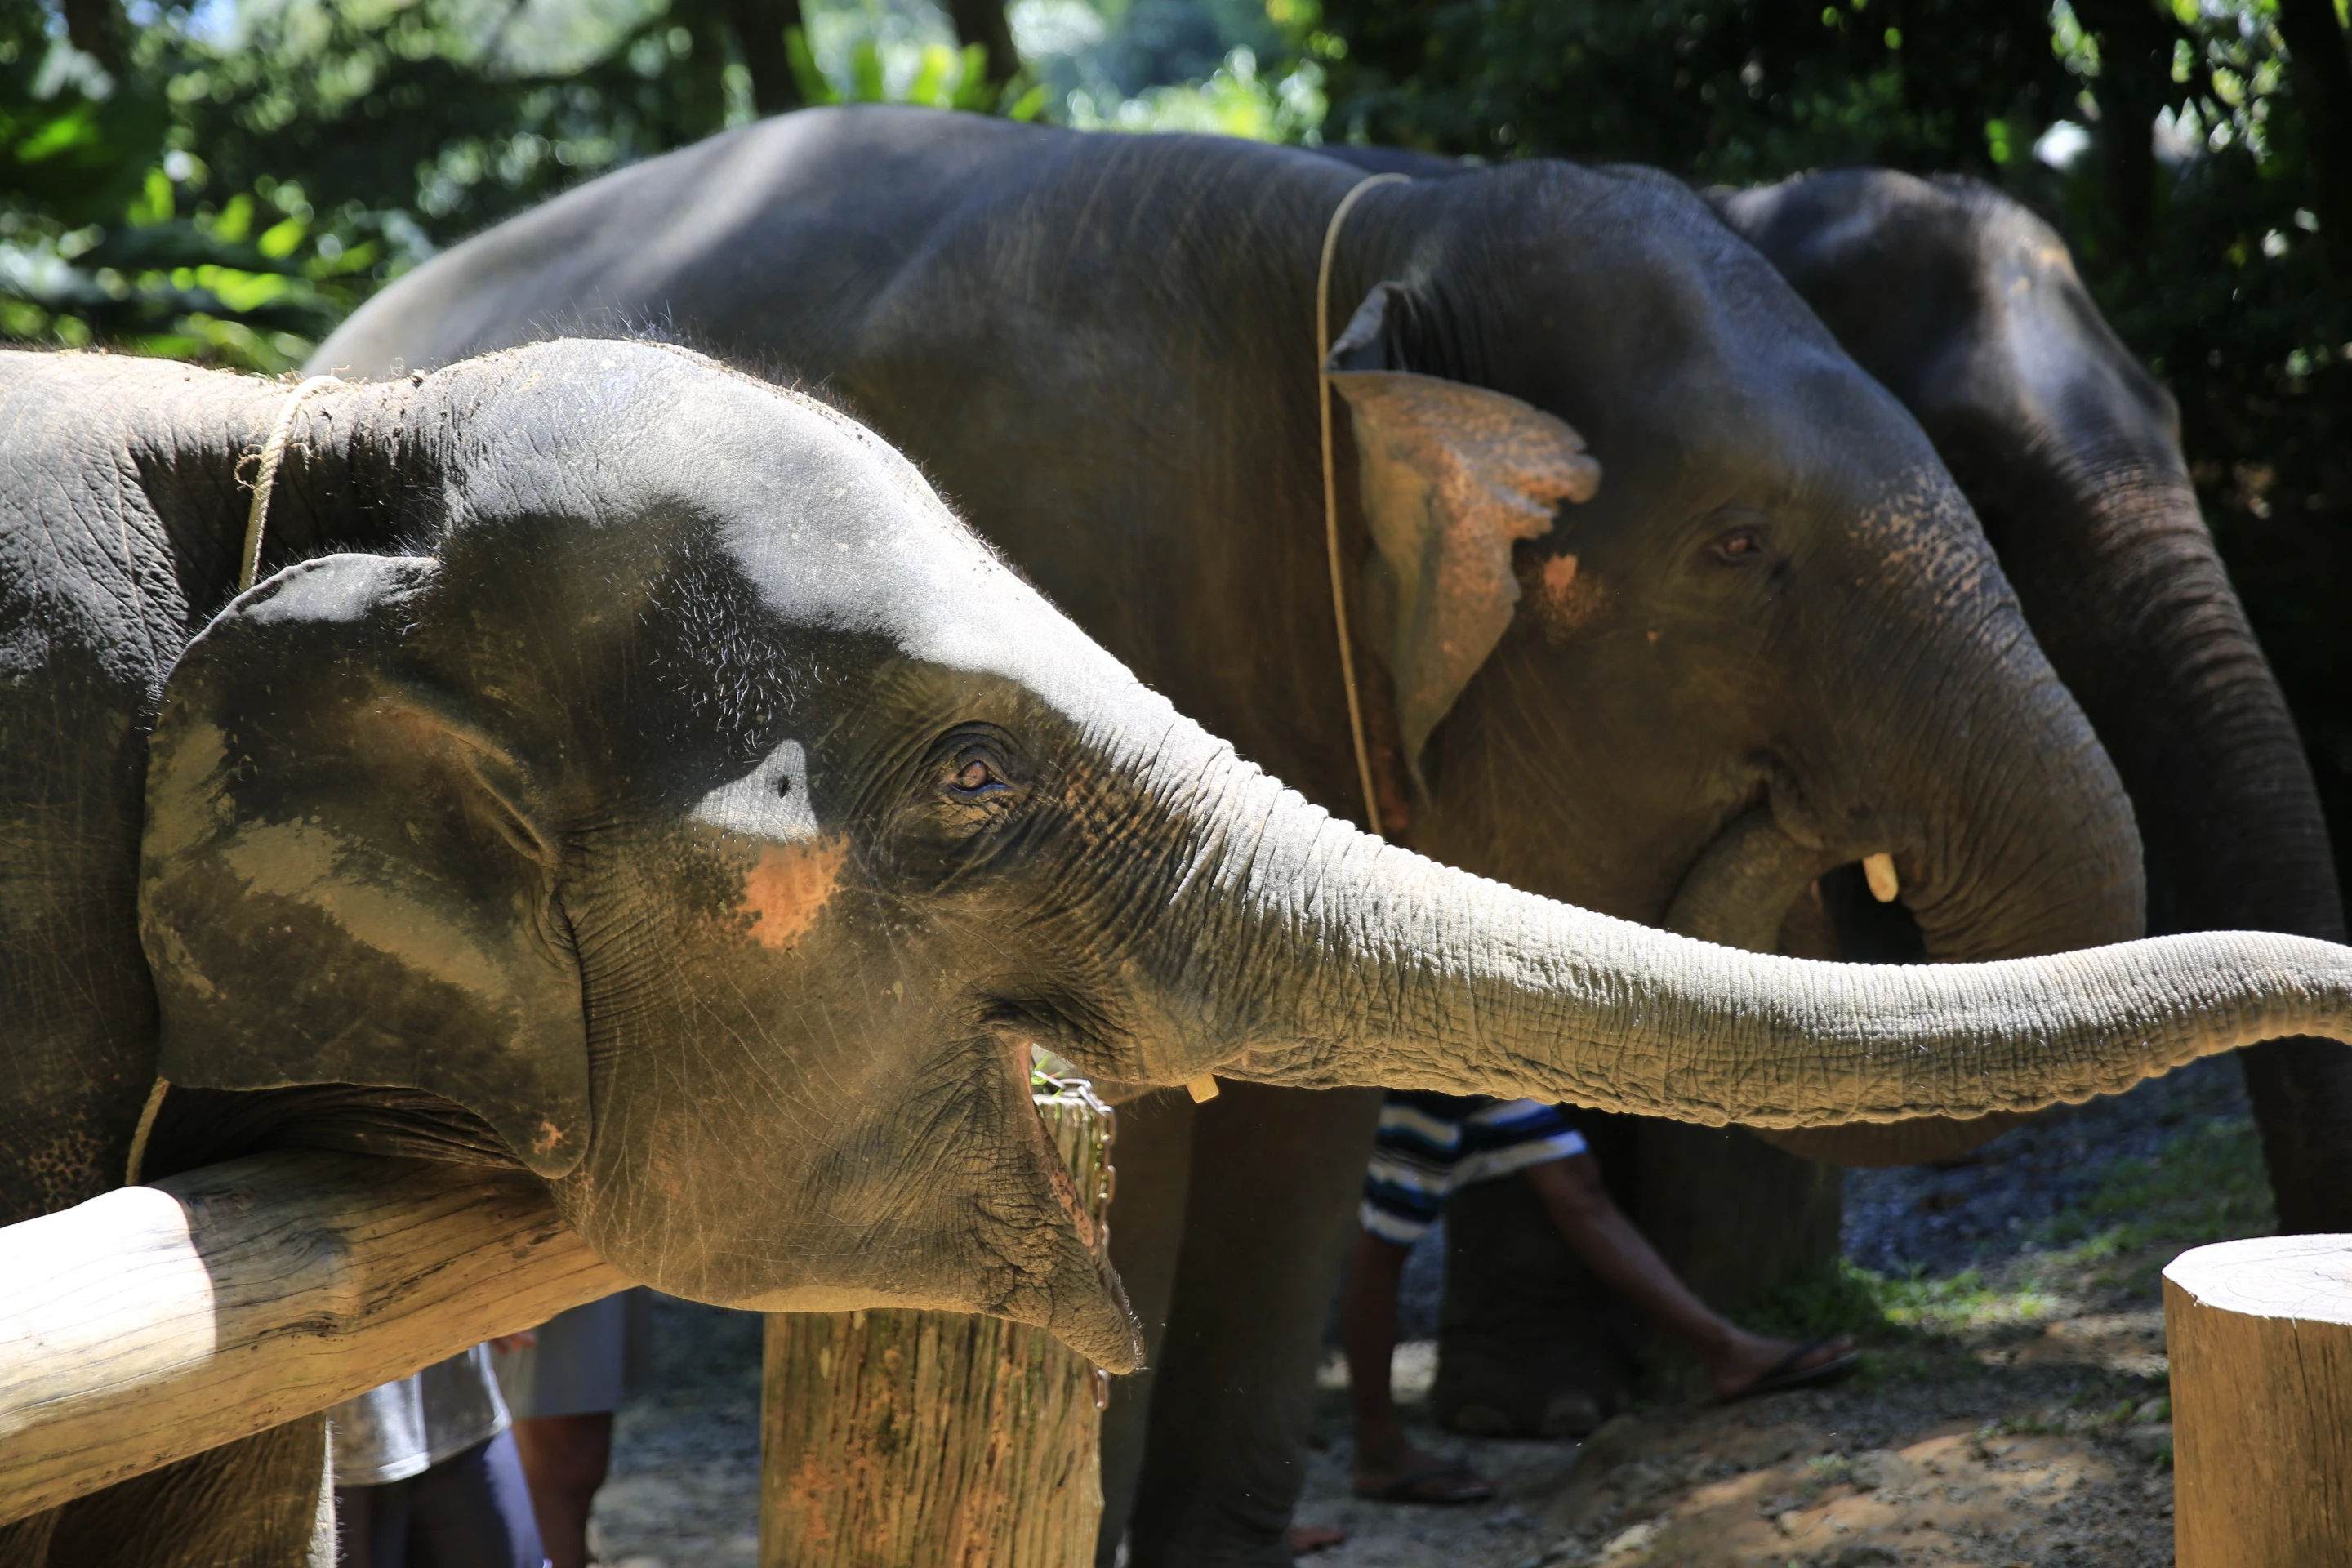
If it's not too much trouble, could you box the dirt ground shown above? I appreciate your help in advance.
[587,1057,2256,1567]
[1287,1312,2175,1568]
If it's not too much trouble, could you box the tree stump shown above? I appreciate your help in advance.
[2165,1233,2352,1566]
[761,1080,1115,1568]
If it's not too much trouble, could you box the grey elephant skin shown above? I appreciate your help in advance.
[4,344,2329,1561]
[1310,147,2352,1422]
[1709,168,2352,1221]
[316,109,2197,1562]
[16,342,2332,1562]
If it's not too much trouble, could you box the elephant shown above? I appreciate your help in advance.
[20,337,2329,1563]
[10,341,2335,1565]
[1333,155,2352,1437]
[313,108,2199,1564]
[1708,167,2352,1216]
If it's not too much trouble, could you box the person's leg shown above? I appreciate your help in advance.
[1339,1227,1490,1499]
[1521,1154,1851,1398]
[408,1432,545,1568]
[334,1472,410,1568]
[1343,1094,1494,1503]
[510,1414,612,1568]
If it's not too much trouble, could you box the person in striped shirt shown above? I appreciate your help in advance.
[1341,1091,1855,1503]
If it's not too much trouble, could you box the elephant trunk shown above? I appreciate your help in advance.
[1997,455,2352,1228]
[1133,753,2352,1127]
[2012,461,2341,942]
[1853,560,2145,969]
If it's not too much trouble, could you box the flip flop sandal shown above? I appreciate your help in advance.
[1352,1461,1497,1504]
[1719,1339,1861,1404]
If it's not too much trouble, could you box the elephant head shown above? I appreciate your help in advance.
[124,337,2352,1369]
[1315,162,2144,996]
[1715,169,2352,1192]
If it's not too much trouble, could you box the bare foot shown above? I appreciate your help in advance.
[1286,1524,1347,1554]
[1708,1331,1856,1401]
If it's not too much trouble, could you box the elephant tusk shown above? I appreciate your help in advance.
[1863,852,1900,904]
[1186,1075,1221,1102]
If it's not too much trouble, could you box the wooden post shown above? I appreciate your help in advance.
[0,1151,628,1525]
[2165,1233,2352,1566]
[761,1080,1115,1568]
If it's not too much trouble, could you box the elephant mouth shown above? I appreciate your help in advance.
[1662,804,1926,964]
[1664,804,2029,1167]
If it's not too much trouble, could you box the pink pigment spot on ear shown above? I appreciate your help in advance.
[1526,551,1606,641]
[738,837,849,951]
[1542,552,1579,602]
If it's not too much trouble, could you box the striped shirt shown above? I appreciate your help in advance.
[1359,1091,1588,1245]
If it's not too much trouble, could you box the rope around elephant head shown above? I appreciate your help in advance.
[1316,171,1407,844]
[121,372,349,1188]
[238,373,348,592]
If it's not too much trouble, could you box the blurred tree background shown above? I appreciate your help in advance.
[2,0,2348,890]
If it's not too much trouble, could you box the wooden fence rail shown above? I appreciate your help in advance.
[0,1151,626,1525]
[0,1083,1117,1559]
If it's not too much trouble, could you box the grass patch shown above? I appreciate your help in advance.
[1748,1107,2276,1355]
[2025,1112,2274,1271]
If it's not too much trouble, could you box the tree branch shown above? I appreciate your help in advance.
[947,0,1020,89]
[727,0,807,118]
[2277,0,2352,278]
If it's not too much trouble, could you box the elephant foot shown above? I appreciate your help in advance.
[1446,1388,1606,1439]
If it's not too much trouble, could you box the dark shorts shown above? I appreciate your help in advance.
[335,1431,541,1568]
[1359,1090,1588,1245]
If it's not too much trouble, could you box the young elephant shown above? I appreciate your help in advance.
[7,343,2352,1562]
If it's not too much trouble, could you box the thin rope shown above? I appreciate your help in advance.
[122,1076,171,1187]
[1316,172,1407,840]
[239,374,345,593]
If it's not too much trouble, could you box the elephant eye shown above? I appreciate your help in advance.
[945,752,1010,799]
[1708,526,1768,564]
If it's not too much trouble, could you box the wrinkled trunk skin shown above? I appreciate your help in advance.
[1990,461,2352,1232]
[1428,488,2147,1428]
[1433,816,1844,1431]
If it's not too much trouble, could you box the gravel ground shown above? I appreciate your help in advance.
[588,1058,2260,1566]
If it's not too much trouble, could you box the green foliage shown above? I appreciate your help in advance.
[0,0,1068,368]
[1317,0,2073,179]
[1064,44,1321,136]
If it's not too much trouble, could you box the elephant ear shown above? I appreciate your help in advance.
[140,554,592,1178]
[1326,282,1603,778]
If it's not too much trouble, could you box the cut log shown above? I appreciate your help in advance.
[761,1082,1115,1568]
[2165,1233,2352,1566]
[0,1151,627,1525]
